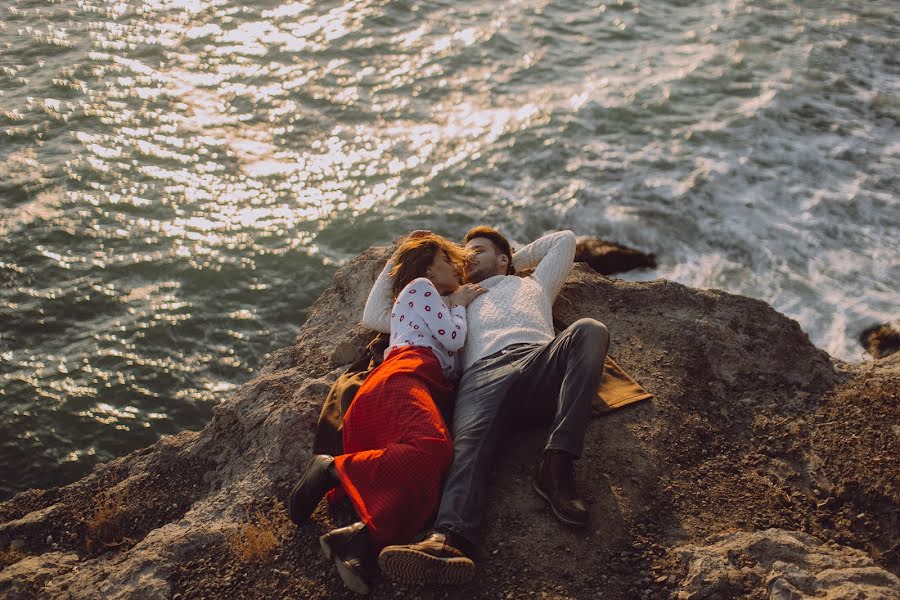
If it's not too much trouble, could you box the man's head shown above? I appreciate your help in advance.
[462,226,516,283]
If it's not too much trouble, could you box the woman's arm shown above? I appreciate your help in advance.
[361,231,431,331]
[361,259,394,333]
[398,278,467,352]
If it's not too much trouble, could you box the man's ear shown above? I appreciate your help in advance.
[498,253,510,272]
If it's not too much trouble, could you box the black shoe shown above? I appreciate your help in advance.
[320,521,372,595]
[288,454,337,525]
[533,450,589,527]
[378,531,476,585]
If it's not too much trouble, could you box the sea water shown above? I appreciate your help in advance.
[1,0,897,498]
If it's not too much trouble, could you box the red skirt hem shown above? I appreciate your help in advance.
[328,346,455,547]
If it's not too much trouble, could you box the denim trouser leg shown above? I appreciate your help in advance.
[508,318,610,456]
[435,318,610,546]
[433,350,522,546]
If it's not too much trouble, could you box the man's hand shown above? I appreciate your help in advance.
[448,284,487,307]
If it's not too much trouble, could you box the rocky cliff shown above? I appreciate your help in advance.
[1,246,898,599]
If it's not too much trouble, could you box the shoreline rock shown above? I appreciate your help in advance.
[1,246,897,599]
[575,237,657,275]
[859,322,900,359]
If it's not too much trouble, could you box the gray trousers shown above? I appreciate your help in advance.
[434,318,610,546]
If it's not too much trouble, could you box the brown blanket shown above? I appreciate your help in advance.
[594,356,653,413]
[312,335,652,456]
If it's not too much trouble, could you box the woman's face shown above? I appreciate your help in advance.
[427,250,462,295]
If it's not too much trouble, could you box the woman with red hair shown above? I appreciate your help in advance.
[288,232,484,594]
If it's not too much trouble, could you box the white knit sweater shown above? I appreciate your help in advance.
[362,230,576,371]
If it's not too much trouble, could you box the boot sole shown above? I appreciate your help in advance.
[532,480,589,528]
[334,558,370,595]
[378,546,475,585]
[319,533,336,560]
[320,534,370,595]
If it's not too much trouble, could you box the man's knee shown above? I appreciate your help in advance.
[570,318,610,351]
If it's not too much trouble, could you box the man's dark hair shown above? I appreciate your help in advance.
[463,226,516,275]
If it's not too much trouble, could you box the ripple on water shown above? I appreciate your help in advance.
[1,0,898,498]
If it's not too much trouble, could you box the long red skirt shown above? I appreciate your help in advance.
[328,346,455,547]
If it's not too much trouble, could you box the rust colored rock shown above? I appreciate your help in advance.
[575,238,657,275]
[859,322,900,359]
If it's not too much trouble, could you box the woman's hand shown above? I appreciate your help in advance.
[448,283,487,307]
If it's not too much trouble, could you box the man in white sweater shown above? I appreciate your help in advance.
[374,227,610,585]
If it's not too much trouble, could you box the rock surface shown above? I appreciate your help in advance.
[675,529,900,599]
[859,323,900,359]
[1,245,898,600]
[575,237,657,275]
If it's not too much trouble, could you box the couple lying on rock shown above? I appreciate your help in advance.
[288,226,610,594]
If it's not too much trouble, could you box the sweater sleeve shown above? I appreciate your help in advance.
[511,230,576,299]
[398,278,467,352]
[361,258,394,333]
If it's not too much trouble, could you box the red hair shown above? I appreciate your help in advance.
[389,234,467,299]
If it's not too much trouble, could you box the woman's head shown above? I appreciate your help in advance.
[390,234,467,297]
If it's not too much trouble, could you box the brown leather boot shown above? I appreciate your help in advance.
[288,454,337,525]
[320,521,373,595]
[533,450,589,527]
[378,531,476,585]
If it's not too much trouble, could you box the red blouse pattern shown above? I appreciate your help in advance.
[387,278,467,376]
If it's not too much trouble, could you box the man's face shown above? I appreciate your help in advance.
[464,237,508,283]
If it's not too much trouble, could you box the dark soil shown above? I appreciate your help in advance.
[159,365,898,600]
